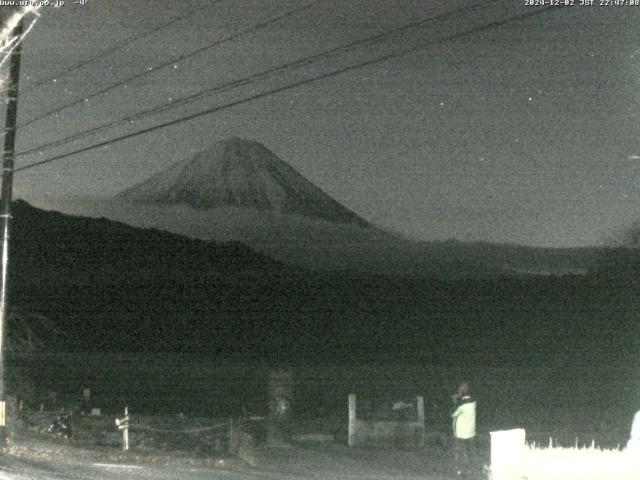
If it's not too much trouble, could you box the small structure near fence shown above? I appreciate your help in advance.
[267,368,294,447]
[347,393,425,448]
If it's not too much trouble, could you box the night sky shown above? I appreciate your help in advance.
[4,0,640,247]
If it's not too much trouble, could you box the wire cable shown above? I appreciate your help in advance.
[17,0,321,130]
[16,0,496,158]
[20,4,218,95]
[15,5,561,173]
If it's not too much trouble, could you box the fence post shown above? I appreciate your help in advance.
[115,406,130,451]
[123,406,129,451]
[228,417,235,455]
[416,396,425,447]
[348,393,356,447]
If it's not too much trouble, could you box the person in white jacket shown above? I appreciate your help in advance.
[450,382,477,477]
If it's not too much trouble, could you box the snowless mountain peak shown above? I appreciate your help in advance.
[117,138,371,228]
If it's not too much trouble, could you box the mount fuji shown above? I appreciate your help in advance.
[117,137,371,229]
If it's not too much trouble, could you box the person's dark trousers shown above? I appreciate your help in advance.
[453,436,476,476]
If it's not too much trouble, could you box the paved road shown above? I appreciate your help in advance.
[0,438,459,480]
[0,455,299,480]
[0,454,454,480]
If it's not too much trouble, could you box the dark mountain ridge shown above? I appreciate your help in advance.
[12,199,280,275]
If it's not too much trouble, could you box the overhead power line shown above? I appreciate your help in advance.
[18,0,321,130]
[16,0,496,158]
[21,4,217,95]
[15,4,561,174]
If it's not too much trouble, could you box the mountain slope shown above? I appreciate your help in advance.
[117,137,371,228]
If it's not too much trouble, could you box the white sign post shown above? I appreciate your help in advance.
[490,428,526,480]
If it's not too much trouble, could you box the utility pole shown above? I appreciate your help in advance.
[0,19,24,446]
